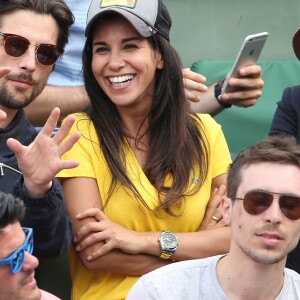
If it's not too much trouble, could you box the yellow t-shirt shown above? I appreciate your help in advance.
[58,113,231,300]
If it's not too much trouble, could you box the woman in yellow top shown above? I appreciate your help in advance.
[58,0,232,299]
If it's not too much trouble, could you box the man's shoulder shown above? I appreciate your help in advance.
[40,289,61,300]
[282,85,300,107]
[286,85,300,94]
[142,255,221,283]
[127,255,224,300]
[281,267,300,297]
[285,267,300,282]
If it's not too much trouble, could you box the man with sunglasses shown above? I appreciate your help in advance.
[0,0,80,259]
[0,192,60,299]
[127,135,300,299]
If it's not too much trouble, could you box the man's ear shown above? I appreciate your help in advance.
[221,195,232,226]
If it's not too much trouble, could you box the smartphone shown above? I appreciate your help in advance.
[221,32,268,95]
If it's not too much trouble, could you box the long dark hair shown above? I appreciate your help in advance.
[83,15,208,216]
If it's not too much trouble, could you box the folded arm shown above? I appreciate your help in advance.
[62,174,230,275]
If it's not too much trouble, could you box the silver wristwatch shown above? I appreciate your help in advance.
[159,230,178,259]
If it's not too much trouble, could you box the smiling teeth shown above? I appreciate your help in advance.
[109,75,134,87]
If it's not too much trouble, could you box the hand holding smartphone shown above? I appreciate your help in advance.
[221,32,268,95]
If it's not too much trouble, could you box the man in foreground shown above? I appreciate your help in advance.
[0,192,60,299]
[127,135,300,299]
[0,0,80,258]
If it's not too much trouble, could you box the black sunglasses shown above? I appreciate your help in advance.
[0,32,64,66]
[231,190,300,220]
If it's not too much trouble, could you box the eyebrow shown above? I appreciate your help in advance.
[0,232,25,259]
[248,189,300,198]
[122,37,144,43]
[93,36,144,47]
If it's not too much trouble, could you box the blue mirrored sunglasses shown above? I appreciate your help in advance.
[0,227,34,274]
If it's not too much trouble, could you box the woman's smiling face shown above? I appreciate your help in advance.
[91,14,164,111]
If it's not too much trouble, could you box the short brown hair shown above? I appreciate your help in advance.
[227,135,300,198]
[0,0,74,49]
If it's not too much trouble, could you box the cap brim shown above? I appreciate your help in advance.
[293,28,300,60]
[85,8,154,38]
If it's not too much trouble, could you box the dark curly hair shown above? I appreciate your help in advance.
[0,192,25,230]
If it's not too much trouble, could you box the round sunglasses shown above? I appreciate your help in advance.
[0,32,64,66]
[0,227,34,274]
[231,191,300,220]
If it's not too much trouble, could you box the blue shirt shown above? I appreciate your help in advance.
[48,0,88,86]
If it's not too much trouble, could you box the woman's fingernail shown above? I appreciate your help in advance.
[220,184,226,191]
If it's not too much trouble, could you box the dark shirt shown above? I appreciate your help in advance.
[270,85,300,143]
[269,85,300,274]
[0,109,71,258]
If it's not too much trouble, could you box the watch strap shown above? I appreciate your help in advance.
[214,79,232,108]
[160,251,173,259]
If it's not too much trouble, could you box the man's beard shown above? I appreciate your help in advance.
[0,74,42,109]
[240,225,290,265]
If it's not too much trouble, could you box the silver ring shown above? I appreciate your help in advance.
[211,215,220,222]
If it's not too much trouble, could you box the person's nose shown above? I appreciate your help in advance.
[18,46,37,72]
[263,198,283,224]
[108,50,125,72]
[21,251,39,272]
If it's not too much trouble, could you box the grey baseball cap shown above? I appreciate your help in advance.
[85,0,171,41]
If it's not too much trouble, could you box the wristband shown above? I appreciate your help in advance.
[214,79,232,108]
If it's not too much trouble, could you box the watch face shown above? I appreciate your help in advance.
[162,232,178,249]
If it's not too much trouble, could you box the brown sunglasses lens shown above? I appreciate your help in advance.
[243,192,273,215]
[36,44,62,66]
[243,191,300,220]
[280,195,300,220]
[5,36,28,57]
